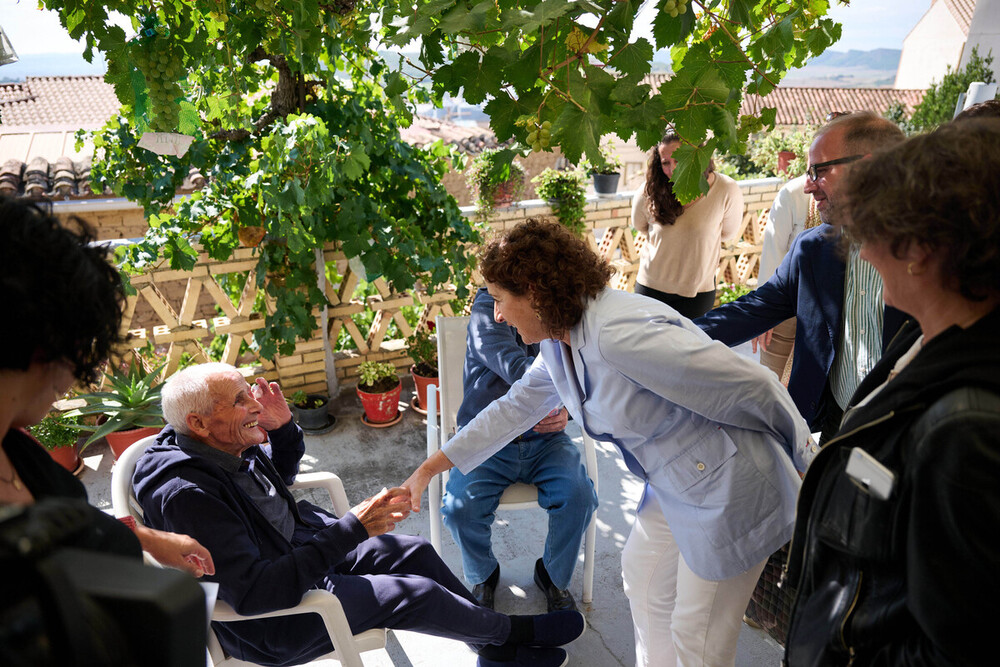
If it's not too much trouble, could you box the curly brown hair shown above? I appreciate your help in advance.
[643,132,714,226]
[844,118,1000,301]
[479,218,613,338]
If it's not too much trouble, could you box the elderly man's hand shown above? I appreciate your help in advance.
[251,377,293,430]
[349,487,411,537]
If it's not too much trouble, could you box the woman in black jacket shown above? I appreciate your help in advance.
[784,118,1000,666]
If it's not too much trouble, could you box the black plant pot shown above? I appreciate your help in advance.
[295,395,332,431]
[592,172,620,197]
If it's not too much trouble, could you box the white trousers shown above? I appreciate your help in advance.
[622,490,767,667]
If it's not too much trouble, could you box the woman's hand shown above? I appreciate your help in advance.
[134,525,215,578]
[251,377,293,430]
[400,450,455,512]
[400,467,432,513]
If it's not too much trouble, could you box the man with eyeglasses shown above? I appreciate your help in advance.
[696,112,910,443]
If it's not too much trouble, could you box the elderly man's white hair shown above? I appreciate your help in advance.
[163,362,244,435]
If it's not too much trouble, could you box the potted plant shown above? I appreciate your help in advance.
[65,360,166,460]
[466,148,526,218]
[532,167,588,237]
[581,142,623,196]
[406,324,439,415]
[749,129,814,178]
[356,360,402,426]
[28,412,84,475]
[289,390,334,433]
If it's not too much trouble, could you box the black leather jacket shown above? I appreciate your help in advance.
[784,309,1000,666]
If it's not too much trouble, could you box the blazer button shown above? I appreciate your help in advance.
[696,462,706,471]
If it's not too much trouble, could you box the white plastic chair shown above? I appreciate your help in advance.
[111,435,387,667]
[426,315,599,604]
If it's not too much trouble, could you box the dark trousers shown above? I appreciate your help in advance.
[635,283,716,320]
[817,381,846,445]
[326,534,510,648]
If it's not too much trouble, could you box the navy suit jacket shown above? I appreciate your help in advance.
[694,224,909,430]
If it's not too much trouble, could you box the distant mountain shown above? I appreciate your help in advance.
[0,52,106,82]
[807,48,901,71]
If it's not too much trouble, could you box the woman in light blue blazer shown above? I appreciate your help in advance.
[403,220,814,667]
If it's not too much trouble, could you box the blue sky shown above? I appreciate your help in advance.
[2,0,932,56]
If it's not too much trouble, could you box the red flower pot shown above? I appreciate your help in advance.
[48,445,82,475]
[410,365,440,414]
[357,382,403,425]
[105,426,163,461]
[777,150,797,174]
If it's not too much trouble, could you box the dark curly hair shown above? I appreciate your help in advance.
[0,197,125,384]
[479,218,613,339]
[643,132,714,226]
[844,118,1000,301]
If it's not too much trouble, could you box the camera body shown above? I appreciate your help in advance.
[0,499,207,667]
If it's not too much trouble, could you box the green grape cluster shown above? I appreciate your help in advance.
[664,0,688,18]
[526,120,552,152]
[130,27,186,133]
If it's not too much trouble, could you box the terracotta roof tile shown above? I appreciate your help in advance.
[643,76,925,127]
[742,86,926,126]
[0,76,120,128]
[942,0,977,35]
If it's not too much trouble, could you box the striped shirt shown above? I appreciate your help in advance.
[829,244,885,409]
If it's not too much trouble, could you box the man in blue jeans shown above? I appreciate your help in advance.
[442,288,598,611]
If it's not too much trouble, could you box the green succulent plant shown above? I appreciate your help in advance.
[64,360,166,447]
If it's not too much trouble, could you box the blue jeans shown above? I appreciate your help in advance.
[442,431,598,590]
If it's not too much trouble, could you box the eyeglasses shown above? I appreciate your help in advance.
[806,155,863,182]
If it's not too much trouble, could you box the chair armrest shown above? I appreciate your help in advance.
[289,471,351,516]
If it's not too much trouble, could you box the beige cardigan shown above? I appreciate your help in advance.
[631,173,743,297]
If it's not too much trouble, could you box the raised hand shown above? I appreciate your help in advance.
[251,377,293,430]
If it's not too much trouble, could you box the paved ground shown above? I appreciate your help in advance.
[81,366,784,666]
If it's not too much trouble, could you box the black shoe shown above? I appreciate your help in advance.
[533,559,577,612]
[478,646,568,667]
[473,565,500,609]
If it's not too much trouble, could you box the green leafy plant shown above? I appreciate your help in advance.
[357,361,400,393]
[748,130,814,178]
[65,360,166,447]
[533,168,588,237]
[288,389,325,410]
[910,47,996,131]
[466,149,526,218]
[580,142,623,175]
[28,413,81,451]
[717,282,753,305]
[406,325,438,377]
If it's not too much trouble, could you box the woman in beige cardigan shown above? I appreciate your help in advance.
[631,132,744,319]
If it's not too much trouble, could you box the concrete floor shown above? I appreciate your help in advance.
[81,372,784,666]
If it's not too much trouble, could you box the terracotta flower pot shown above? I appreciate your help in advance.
[357,382,403,425]
[410,365,440,414]
[777,150,796,174]
[47,444,82,475]
[106,426,163,461]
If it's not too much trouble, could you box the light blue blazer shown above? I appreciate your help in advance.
[443,288,815,581]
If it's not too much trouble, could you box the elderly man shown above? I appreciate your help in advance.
[133,363,583,667]
[695,112,910,443]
